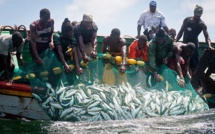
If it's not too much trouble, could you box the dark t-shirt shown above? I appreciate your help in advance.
[74,22,98,44]
[182,17,204,44]
[53,32,78,60]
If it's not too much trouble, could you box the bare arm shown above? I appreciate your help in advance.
[30,24,43,64]
[72,47,84,74]
[184,56,191,78]
[16,52,27,66]
[91,31,97,58]
[163,26,169,33]
[102,37,108,53]
[49,20,55,50]
[175,48,184,79]
[120,38,127,73]
[30,24,38,59]
[3,55,9,80]
[202,24,213,49]
[137,25,142,38]
[56,45,68,69]
[176,19,186,42]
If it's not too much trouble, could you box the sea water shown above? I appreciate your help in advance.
[0,108,215,134]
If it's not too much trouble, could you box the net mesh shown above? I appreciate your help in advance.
[12,49,209,121]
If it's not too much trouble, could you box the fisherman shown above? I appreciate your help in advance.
[30,8,55,65]
[168,28,176,41]
[191,49,215,95]
[148,29,173,82]
[0,32,26,84]
[137,0,169,38]
[74,14,98,62]
[176,5,213,73]
[128,35,148,62]
[167,42,195,87]
[53,18,84,75]
[102,28,127,73]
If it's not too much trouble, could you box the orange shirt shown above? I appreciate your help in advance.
[128,40,148,62]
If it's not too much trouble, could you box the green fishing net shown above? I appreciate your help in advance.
[12,49,208,121]
[0,28,210,121]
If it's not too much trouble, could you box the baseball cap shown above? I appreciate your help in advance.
[149,1,157,7]
[82,14,93,22]
[194,5,203,16]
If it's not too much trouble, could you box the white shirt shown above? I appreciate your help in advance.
[0,34,24,56]
[137,10,167,30]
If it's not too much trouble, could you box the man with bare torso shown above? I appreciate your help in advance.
[167,42,195,87]
[102,28,126,73]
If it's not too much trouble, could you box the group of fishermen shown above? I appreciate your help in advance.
[0,1,214,96]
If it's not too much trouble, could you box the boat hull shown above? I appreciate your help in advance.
[0,81,50,120]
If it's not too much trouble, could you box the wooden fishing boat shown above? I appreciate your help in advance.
[0,25,214,120]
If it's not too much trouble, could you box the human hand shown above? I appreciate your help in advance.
[76,67,84,75]
[5,77,13,85]
[154,72,162,82]
[177,75,186,87]
[163,57,168,64]
[20,60,27,66]
[119,65,126,73]
[91,50,97,59]
[83,55,90,63]
[49,42,55,50]
[36,57,43,65]
[64,64,72,73]
[209,46,215,50]
[186,73,191,80]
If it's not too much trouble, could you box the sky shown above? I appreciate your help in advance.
[0,0,215,42]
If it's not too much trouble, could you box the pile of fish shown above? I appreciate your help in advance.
[32,81,209,121]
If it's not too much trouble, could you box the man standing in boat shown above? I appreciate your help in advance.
[137,1,169,38]
[102,28,127,73]
[30,8,54,65]
[148,29,173,82]
[176,5,213,73]
[167,42,195,87]
[0,32,26,84]
[53,18,84,75]
[74,14,98,62]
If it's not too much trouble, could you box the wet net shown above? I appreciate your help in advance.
[11,48,209,121]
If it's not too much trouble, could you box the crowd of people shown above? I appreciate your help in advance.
[0,1,214,96]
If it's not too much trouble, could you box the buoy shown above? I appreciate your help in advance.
[80,61,89,67]
[137,61,145,67]
[13,76,22,80]
[127,59,137,65]
[203,93,212,99]
[69,64,75,70]
[52,67,63,75]
[40,71,49,77]
[102,54,112,59]
[115,56,122,62]
[26,73,36,79]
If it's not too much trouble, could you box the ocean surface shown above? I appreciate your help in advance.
[0,108,215,134]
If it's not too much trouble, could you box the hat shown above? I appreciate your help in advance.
[149,1,157,7]
[82,14,93,22]
[156,29,165,39]
[194,5,203,16]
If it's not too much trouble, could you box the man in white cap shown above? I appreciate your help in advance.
[74,14,98,62]
[137,1,169,39]
[176,5,213,73]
